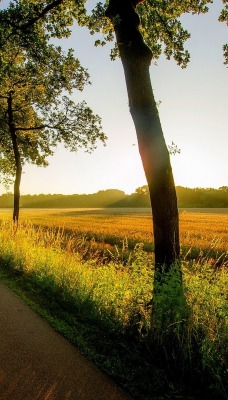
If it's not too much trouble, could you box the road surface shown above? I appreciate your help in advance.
[0,282,132,400]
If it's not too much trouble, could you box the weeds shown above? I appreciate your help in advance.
[0,218,227,399]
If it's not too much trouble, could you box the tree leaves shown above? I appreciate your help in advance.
[0,1,106,187]
[85,0,226,67]
[219,0,228,64]
[1,1,227,66]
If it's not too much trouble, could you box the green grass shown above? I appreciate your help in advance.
[0,219,227,399]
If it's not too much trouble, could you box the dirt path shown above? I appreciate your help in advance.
[0,283,132,400]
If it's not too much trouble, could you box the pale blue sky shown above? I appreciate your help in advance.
[1,1,228,195]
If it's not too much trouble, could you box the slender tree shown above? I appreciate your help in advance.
[86,0,227,273]
[105,0,180,271]
[0,20,106,222]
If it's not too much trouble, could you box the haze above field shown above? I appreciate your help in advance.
[0,0,227,195]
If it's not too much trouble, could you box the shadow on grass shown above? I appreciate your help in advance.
[0,255,226,400]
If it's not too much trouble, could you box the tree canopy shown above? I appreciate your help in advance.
[0,1,106,184]
[1,1,227,65]
[86,0,228,66]
[0,0,107,220]
[1,0,225,191]
[1,0,226,180]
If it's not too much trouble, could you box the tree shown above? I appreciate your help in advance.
[135,185,149,196]
[0,3,106,223]
[86,0,227,275]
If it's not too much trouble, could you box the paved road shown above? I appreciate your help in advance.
[0,283,132,400]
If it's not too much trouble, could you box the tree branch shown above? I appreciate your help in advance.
[15,125,45,131]
[12,103,32,113]
[20,0,64,31]
[155,12,174,43]
[0,0,64,47]
[13,79,28,88]
[15,122,61,131]
[132,0,146,7]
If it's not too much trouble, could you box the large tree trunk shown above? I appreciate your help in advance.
[8,92,22,223]
[106,0,180,273]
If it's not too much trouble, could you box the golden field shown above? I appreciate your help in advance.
[1,208,227,260]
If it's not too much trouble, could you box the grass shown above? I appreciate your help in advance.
[0,210,227,399]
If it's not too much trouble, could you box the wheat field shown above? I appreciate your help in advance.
[1,208,227,260]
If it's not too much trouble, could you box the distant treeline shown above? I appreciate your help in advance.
[0,186,228,209]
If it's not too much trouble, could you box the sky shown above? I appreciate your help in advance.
[1,1,228,195]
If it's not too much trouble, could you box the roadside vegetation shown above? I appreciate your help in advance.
[0,211,227,399]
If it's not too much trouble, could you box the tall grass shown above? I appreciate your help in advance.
[0,220,153,331]
[0,219,227,399]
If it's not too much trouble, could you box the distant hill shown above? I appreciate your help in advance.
[0,186,227,208]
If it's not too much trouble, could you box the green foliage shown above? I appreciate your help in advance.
[0,1,106,188]
[183,261,228,396]
[168,141,181,155]
[1,1,227,67]
[0,219,227,398]
[219,0,228,64]
[152,265,187,336]
[87,0,227,66]
[0,1,87,47]
[176,186,228,208]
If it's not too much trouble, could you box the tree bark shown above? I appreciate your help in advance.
[8,91,22,223]
[106,0,180,273]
